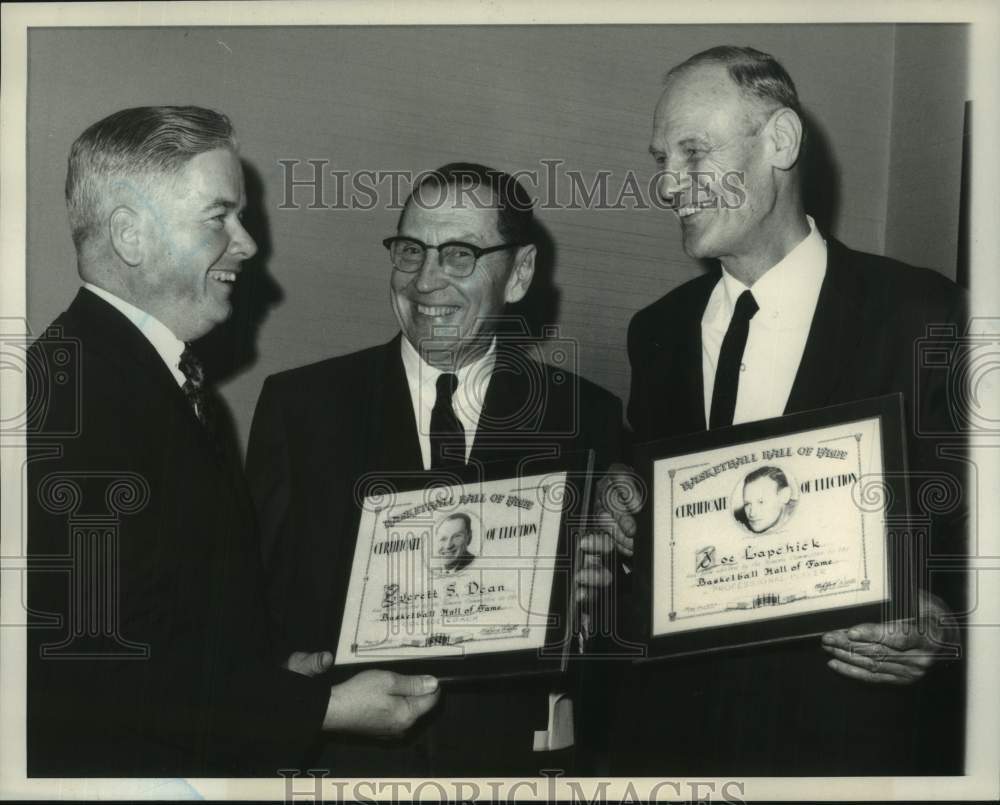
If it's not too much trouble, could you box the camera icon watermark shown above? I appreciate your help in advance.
[413,318,581,440]
[914,320,1000,436]
[0,323,81,439]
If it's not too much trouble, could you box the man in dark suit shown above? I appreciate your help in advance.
[26,106,439,777]
[600,46,967,775]
[246,163,623,776]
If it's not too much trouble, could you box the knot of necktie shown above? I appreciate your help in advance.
[179,345,204,390]
[734,289,759,322]
[179,345,211,429]
[435,372,459,405]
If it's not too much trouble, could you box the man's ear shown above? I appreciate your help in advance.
[504,244,536,304]
[778,486,792,505]
[765,107,803,172]
[108,206,143,267]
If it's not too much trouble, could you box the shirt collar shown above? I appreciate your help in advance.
[82,283,187,386]
[717,215,827,329]
[400,334,497,403]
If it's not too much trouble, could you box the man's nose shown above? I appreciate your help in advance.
[230,219,258,260]
[657,164,692,208]
[414,247,448,292]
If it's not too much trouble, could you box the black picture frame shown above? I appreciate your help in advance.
[328,449,595,684]
[633,393,910,664]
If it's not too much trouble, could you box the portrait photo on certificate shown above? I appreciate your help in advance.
[634,394,911,661]
[332,452,594,681]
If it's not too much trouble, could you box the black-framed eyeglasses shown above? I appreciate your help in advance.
[382,236,522,278]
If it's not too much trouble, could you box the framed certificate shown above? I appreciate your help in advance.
[332,451,594,681]
[634,394,910,662]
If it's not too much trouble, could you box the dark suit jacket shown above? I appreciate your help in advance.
[26,288,328,777]
[614,239,968,775]
[245,334,623,776]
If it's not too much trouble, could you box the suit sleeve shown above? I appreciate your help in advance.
[909,288,970,617]
[246,376,292,567]
[626,312,655,442]
[590,389,625,472]
[28,346,329,776]
[245,376,297,662]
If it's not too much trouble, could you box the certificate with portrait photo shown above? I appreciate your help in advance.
[332,452,593,681]
[634,394,910,661]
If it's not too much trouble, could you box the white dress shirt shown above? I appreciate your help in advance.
[401,334,573,750]
[82,283,186,388]
[400,335,497,470]
[701,216,827,425]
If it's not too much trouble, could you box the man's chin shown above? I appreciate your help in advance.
[681,232,714,261]
[408,332,491,370]
[204,289,234,318]
[181,313,229,343]
[403,321,459,349]
[680,217,730,261]
[210,302,234,329]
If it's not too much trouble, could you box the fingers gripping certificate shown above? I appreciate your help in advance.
[335,472,568,668]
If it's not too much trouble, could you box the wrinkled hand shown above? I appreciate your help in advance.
[593,463,644,558]
[285,650,334,678]
[322,670,440,738]
[822,591,958,685]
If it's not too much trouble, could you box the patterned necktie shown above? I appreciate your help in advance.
[430,373,465,469]
[709,289,759,429]
[179,345,212,431]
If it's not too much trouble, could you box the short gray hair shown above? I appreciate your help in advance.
[666,46,804,132]
[65,106,237,250]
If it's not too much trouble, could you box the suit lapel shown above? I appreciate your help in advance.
[66,288,237,485]
[68,289,177,387]
[470,343,540,465]
[367,335,424,473]
[784,239,867,414]
[469,337,520,463]
[673,299,708,433]
[67,288,199,423]
[651,275,714,437]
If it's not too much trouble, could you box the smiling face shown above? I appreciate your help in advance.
[137,148,257,341]
[391,183,534,369]
[742,475,791,533]
[436,516,472,569]
[650,64,778,270]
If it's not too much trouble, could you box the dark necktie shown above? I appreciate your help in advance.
[179,345,213,431]
[430,373,465,469]
[709,289,759,429]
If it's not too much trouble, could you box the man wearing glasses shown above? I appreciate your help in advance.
[245,163,623,775]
